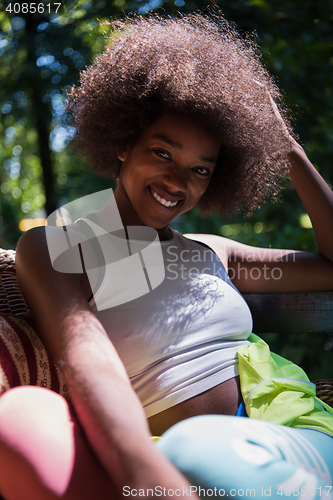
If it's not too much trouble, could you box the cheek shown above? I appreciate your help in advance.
[119,162,136,189]
[193,180,211,201]
[186,183,211,210]
[120,164,149,205]
[180,187,207,214]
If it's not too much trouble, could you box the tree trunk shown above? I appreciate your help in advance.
[24,15,57,216]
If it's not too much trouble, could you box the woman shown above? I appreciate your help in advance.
[0,12,332,500]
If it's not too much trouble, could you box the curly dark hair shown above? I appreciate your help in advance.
[67,11,295,216]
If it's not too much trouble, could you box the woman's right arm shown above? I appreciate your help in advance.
[16,226,196,498]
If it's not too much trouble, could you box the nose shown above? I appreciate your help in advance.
[162,166,188,194]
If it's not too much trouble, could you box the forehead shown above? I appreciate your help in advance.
[141,112,221,155]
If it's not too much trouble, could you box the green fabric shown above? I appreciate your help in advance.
[237,333,333,436]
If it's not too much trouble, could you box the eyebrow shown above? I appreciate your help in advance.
[152,133,217,164]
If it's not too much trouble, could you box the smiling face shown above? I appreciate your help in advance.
[114,112,221,239]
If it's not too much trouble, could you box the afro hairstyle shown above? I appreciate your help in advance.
[67,11,295,216]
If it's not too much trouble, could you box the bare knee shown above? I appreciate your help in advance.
[0,387,74,499]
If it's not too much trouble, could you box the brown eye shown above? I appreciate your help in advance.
[194,167,210,176]
[152,148,171,160]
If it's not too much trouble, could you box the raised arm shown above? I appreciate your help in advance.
[185,103,333,294]
[268,89,333,263]
[15,226,196,499]
[229,140,333,293]
[287,142,333,262]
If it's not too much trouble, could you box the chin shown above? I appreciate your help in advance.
[147,222,169,232]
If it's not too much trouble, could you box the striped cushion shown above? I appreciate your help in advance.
[0,313,68,399]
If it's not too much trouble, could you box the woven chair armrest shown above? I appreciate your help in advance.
[0,248,29,315]
[314,378,333,407]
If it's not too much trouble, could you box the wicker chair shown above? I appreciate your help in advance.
[0,248,332,407]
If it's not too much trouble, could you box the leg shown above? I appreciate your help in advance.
[157,415,333,499]
[0,386,118,500]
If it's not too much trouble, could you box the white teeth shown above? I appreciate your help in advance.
[151,189,178,208]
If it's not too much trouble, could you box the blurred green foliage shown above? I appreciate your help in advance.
[0,0,332,377]
[1,0,332,250]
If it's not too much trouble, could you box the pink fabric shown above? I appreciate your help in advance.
[0,387,117,500]
[0,314,68,399]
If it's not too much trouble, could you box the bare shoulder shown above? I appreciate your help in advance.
[17,222,90,275]
[16,225,51,272]
[16,223,83,260]
[183,233,230,269]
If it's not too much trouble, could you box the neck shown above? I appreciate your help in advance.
[96,192,173,241]
[156,226,173,241]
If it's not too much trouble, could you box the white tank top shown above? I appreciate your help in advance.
[80,220,252,418]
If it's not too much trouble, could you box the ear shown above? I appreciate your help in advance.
[118,149,128,162]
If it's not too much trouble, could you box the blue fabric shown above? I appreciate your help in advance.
[157,415,333,499]
[235,400,248,417]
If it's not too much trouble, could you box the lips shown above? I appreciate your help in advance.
[148,186,183,209]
